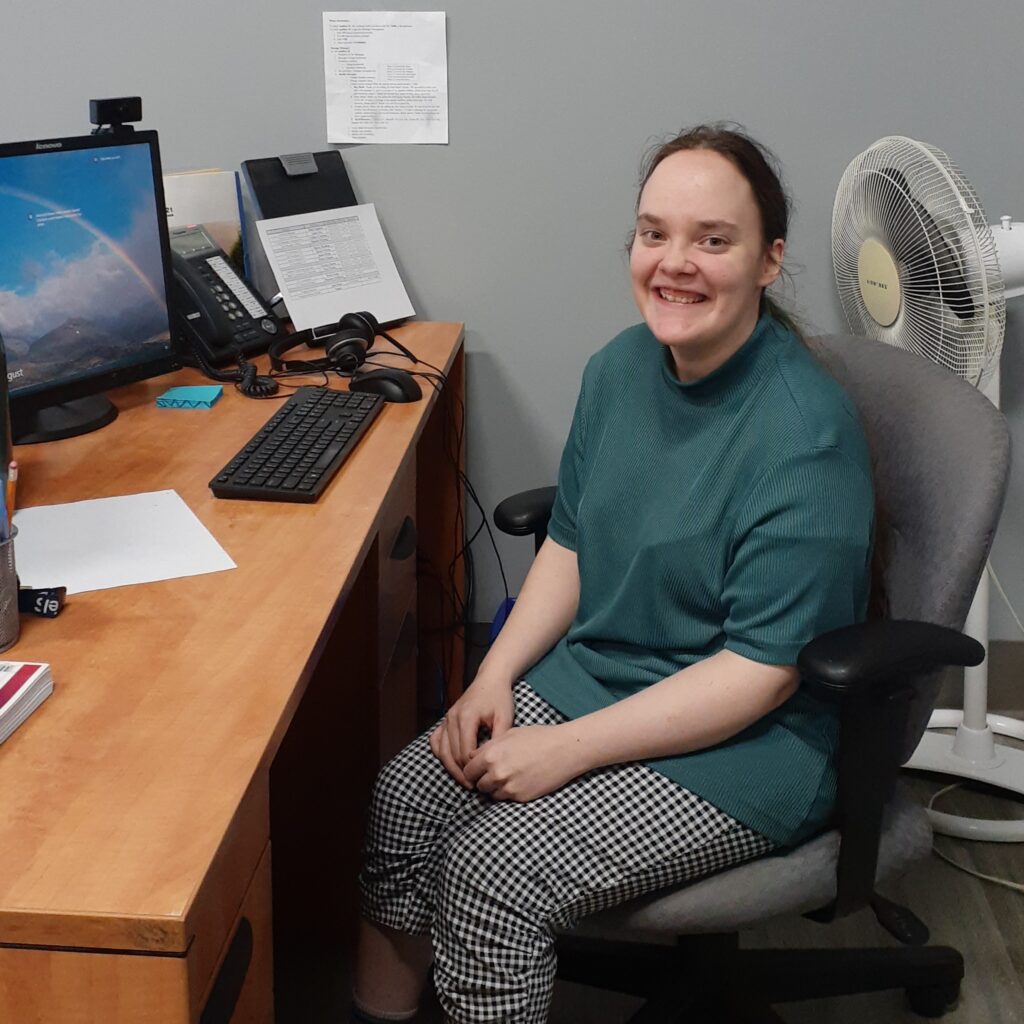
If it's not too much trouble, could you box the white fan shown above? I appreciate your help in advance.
[832,135,1024,842]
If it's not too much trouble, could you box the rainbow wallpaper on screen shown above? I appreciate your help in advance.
[0,143,170,395]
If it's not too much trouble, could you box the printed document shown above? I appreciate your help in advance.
[13,490,236,594]
[255,203,414,330]
[323,11,448,144]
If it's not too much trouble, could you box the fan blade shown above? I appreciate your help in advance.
[866,167,975,320]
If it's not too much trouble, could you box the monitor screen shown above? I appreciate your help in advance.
[0,130,179,442]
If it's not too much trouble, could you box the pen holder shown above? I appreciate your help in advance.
[0,526,18,653]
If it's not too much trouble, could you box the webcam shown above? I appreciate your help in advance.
[89,96,142,135]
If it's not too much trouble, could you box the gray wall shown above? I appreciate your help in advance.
[4,0,1024,636]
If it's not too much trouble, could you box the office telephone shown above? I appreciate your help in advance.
[169,225,281,368]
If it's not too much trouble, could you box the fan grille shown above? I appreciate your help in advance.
[832,136,1004,387]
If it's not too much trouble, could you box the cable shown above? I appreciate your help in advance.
[179,336,280,399]
[404,351,511,689]
[379,329,420,365]
[459,468,510,606]
[986,560,1024,639]
[234,351,280,398]
[928,783,1024,894]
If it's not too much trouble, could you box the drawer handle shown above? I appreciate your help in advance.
[390,516,417,561]
[200,916,253,1024]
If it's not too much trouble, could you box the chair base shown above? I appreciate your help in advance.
[555,933,964,1021]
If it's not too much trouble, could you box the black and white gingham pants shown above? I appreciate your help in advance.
[359,682,775,1024]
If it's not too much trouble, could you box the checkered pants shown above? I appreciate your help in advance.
[359,682,775,1024]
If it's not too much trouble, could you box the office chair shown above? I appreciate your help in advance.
[493,333,1011,1022]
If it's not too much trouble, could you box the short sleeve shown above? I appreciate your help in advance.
[546,375,589,551]
[722,447,875,666]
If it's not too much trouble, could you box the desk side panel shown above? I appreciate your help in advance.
[191,843,273,1024]
[416,342,467,710]
[184,773,270,986]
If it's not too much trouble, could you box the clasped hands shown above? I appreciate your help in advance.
[429,676,585,802]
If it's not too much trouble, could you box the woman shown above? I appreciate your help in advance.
[353,124,875,1024]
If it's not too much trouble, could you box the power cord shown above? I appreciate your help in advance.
[394,349,510,692]
[928,783,1024,894]
[986,560,1024,638]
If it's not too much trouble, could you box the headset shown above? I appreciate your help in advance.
[268,311,415,375]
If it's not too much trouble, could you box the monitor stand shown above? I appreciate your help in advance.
[12,394,118,445]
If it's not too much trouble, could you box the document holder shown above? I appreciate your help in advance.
[239,150,361,304]
[240,151,358,220]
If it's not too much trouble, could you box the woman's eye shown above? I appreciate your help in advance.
[703,236,729,250]
[641,229,664,242]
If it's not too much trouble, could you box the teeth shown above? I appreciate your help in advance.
[659,289,704,304]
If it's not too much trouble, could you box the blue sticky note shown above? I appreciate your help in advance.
[156,385,224,409]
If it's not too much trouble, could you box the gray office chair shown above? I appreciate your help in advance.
[493,333,1011,1022]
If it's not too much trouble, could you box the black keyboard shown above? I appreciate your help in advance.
[210,387,384,502]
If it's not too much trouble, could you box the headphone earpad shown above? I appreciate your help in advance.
[338,311,380,336]
[325,329,370,372]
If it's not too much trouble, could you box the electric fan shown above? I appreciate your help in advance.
[832,135,1024,841]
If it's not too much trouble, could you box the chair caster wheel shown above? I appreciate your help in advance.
[906,981,960,1017]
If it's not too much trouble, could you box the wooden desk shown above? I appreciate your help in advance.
[0,323,465,1023]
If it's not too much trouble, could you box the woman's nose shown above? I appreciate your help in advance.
[660,243,696,275]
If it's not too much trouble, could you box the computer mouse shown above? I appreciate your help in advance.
[349,367,423,403]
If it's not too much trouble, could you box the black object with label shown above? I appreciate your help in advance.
[241,151,357,219]
[209,387,383,503]
[170,225,281,367]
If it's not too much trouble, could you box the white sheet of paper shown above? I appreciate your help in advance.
[255,203,415,330]
[323,11,448,144]
[12,490,236,595]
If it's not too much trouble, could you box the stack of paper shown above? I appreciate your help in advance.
[0,661,53,745]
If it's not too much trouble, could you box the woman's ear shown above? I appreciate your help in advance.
[759,238,785,288]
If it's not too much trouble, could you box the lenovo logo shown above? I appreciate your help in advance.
[35,142,63,150]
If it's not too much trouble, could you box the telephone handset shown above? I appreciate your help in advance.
[169,225,281,367]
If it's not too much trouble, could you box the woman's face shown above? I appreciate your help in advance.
[630,148,784,381]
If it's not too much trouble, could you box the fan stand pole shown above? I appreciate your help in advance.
[904,367,1024,840]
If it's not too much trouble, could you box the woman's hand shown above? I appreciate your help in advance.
[463,724,587,802]
[429,673,515,787]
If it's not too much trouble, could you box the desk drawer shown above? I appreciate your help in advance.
[0,945,190,1023]
[378,456,417,668]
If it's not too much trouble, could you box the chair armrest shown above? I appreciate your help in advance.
[797,620,983,921]
[493,487,557,549]
[797,620,984,699]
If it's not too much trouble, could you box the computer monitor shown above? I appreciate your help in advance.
[0,130,180,444]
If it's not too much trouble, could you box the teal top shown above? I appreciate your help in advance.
[524,316,874,846]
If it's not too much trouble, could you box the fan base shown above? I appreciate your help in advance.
[905,715,1024,841]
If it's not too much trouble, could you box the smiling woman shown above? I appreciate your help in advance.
[629,125,793,380]
[350,124,877,1024]
[631,149,784,379]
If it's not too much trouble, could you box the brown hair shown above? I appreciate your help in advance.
[635,122,802,340]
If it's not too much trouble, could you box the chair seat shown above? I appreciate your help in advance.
[570,785,932,939]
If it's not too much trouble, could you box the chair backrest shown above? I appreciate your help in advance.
[811,334,1011,759]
